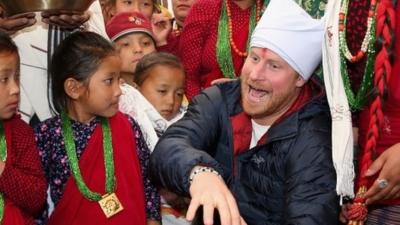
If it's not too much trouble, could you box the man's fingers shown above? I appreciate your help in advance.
[240,216,247,225]
[216,195,232,225]
[203,204,215,225]
[186,198,200,221]
[225,194,241,225]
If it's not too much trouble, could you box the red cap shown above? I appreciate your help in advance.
[106,12,155,42]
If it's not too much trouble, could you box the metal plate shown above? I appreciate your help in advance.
[0,0,95,16]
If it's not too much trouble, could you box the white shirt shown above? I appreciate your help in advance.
[250,120,270,148]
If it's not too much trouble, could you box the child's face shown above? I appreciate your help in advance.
[0,52,19,120]
[114,33,156,74]
[113,0,154,19]
[71,55,122,121]
[139,65,185,121]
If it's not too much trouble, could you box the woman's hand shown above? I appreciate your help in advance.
[187,167,246,225]
[364,143,400,204]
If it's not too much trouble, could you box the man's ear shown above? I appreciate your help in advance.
[64,77,83,100]
[296,75,306,87]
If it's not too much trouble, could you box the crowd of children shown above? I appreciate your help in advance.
[0,0,399,224]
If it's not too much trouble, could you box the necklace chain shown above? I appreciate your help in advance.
[0,121,7,222]
[216,0,262,78]
[61,112,115,201]
[226,0,261,57]
[339,0,377,62]
[339,0,378,110]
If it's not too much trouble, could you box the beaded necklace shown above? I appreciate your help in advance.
[339,0,377,110]
[216,0,261,79]
[0,121,6,223]
[60,112,123,218]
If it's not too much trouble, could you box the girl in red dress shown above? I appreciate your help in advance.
[35,31,159,225]
[0,31,47,225]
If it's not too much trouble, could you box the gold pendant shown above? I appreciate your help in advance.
[98,193,124,218]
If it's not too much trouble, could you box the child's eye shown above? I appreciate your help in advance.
[123,0,132,5]
[104,78,113,85]
[141,1,151,7]
[157,89,167,94]
[176,91,184,97]
[0,77,8,83]
[142,41,151,47]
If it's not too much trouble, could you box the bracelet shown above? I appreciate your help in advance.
[189,166,221,184]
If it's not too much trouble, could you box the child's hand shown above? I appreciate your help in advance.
[41,11,90,29]
[151,13,171,47]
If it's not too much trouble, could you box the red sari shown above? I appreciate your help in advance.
[47,112,147,225]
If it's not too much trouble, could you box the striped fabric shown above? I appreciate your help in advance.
[47,25,71,65]
[367,205,400,225]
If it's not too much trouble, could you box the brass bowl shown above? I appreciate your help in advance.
[0,0,95,17]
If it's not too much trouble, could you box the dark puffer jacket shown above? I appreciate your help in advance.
[150,80,339,225]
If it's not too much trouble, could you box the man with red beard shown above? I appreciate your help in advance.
[150,0,339,224]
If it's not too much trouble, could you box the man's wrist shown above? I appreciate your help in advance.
[189,166,221,185]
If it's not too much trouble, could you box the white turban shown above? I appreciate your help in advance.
[250,0,325,81]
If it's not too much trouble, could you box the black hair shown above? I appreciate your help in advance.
[133,52,184,86]
[0,30,19,56]
[49,31,116,114]
[0,31,20,82]
[106,0,160,13]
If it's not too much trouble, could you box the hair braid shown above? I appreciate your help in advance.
[359,0,395,186]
